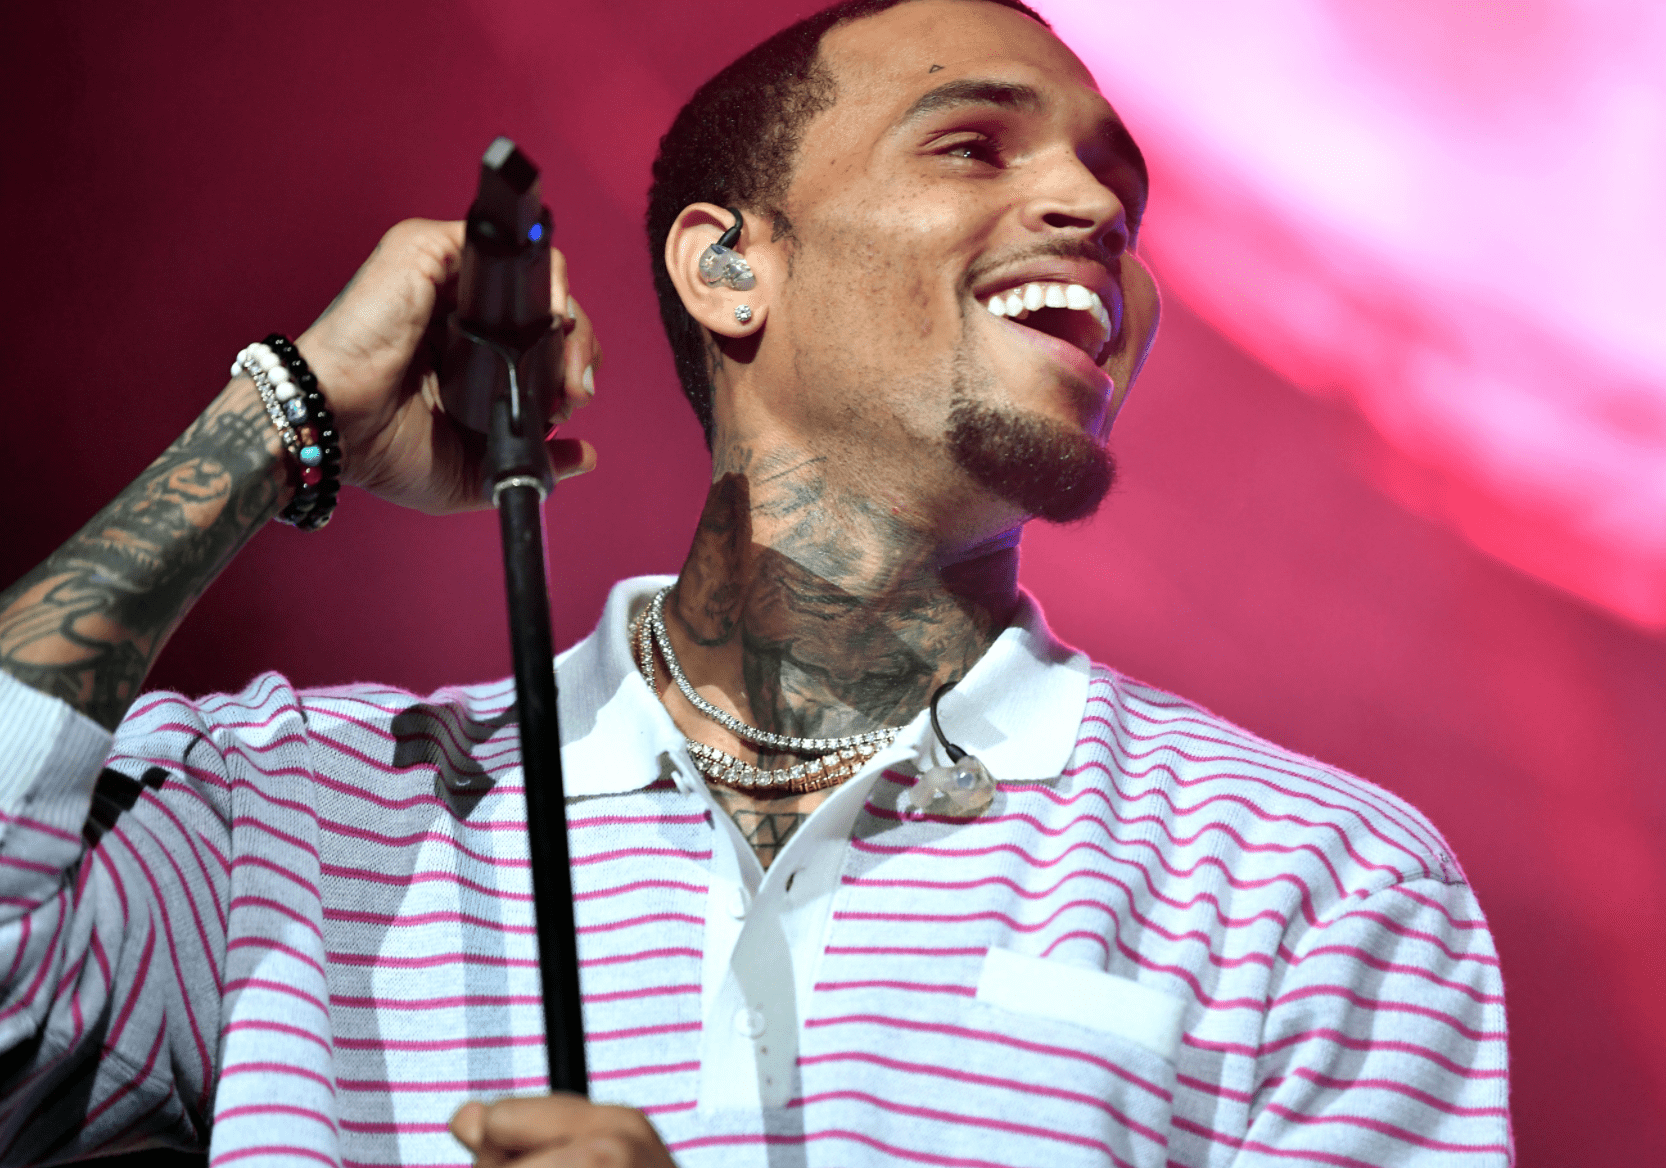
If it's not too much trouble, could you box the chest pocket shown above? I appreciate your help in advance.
[953,947,1182,1168]
[976,946,1185,1061]
[794,947,1182,1168]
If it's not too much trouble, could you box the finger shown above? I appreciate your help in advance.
[544,352,596,433]
[549,247,571,326]
[476,1096,660,1157]
[547,438,597,483]
[450,1100,488,1153]
[305,218,465,345]
[558,296,600,421]
[545,297,597,430]
[507,1131,664,1168]
[381,217,468,292]
[476,1092,595,1154]
[423,217,468,277]
[428,219,467,307]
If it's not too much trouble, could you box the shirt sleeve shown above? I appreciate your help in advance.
[0,671,229,1162]
[1237,876,1513,1166]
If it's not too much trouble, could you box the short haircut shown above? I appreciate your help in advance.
[645,0,1050,446]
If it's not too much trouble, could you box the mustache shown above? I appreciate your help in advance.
[961,238,1123,293]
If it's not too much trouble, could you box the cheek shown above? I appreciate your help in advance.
[1096,257,1160,426]
[1119,253,1161,366]
[786,244,943,362]
[798,187,969,341]
[907,271,937,340]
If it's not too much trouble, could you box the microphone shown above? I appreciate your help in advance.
[437,137,589,1095]
[439,135,557,497]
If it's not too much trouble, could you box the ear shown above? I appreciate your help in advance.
[664,203,780,338]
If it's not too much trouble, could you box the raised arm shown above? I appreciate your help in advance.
[0,219,600,1161]
[0,378,289,729]
[0,218,599,731]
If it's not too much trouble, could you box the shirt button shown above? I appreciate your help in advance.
[733,1008,767,1038]
[726,886,748,919]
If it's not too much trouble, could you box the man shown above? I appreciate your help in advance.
[0,0,1510,1164]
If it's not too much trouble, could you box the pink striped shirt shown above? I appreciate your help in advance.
[0,578,1510,1166]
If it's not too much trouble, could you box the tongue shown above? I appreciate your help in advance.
[1019,307,1085,350]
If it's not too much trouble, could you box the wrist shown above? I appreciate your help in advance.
[234,336,343,530]
[219,374,296,502]
[293,326,345,406]
[293,326,362,482]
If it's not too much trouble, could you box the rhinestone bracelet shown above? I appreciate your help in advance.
[232,335,342,531]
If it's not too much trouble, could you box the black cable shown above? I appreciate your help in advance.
[928,682,967,764]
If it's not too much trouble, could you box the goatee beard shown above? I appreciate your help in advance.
[946,398,1116,524]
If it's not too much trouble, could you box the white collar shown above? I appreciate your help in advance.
[556,575,1090,796]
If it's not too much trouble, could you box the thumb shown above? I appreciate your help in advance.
[450,1100,487,1154]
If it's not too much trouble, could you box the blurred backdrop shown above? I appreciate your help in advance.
[2,0,1662,1162]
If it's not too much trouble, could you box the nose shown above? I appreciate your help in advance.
[1016,150,1130,256]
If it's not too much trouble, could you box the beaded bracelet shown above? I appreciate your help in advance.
[231,334,342,531]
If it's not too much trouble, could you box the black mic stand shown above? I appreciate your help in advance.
[438,137,588,1095]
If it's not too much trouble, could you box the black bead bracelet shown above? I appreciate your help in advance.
[263,333,343,532]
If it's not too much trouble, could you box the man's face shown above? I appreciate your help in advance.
[749,0,1159,529]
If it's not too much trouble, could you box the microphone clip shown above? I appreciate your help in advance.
[439,136,558,501]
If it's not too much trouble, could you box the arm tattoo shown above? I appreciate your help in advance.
[0,383,289,729]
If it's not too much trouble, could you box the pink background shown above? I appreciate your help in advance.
[2,1,1662,1161]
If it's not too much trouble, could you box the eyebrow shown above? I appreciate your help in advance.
[898,79,1044,124]
[897,77,1150,212]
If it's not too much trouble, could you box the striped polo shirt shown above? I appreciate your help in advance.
[0,576,1511,1166]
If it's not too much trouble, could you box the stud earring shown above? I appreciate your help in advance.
[699,207,756,291]
[734,304,753,324]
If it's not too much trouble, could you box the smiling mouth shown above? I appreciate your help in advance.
[982,281,1116,365]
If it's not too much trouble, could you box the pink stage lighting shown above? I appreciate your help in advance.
[1045,0,1666,627]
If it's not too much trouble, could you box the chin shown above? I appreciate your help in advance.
[945,398,1116,524]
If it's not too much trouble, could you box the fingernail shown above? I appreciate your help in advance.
[582,364,595,395]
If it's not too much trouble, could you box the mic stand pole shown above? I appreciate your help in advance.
[440,139,589,1096]
[494,456,588,1097]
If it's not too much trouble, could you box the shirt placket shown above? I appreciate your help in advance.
[689,732,926,1113]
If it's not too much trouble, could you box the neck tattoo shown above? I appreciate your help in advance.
[634,590,898,795]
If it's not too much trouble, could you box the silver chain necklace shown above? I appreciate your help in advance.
[645,587,898,755]
[632,597,891,793]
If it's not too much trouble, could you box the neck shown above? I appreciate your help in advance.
[665,434,1022,741]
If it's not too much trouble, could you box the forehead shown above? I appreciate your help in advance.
[818,0,1104,121]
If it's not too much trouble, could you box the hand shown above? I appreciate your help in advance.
[294,218,599,515]
[450,1095,675,1168]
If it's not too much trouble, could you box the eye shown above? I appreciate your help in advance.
[938,135,1002,167]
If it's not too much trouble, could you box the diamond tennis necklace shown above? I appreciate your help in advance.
[646,587,897,754]
[636,587,898,793]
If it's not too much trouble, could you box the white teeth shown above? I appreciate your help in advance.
[984,282,1113,352]
[1089,291,1111,336]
